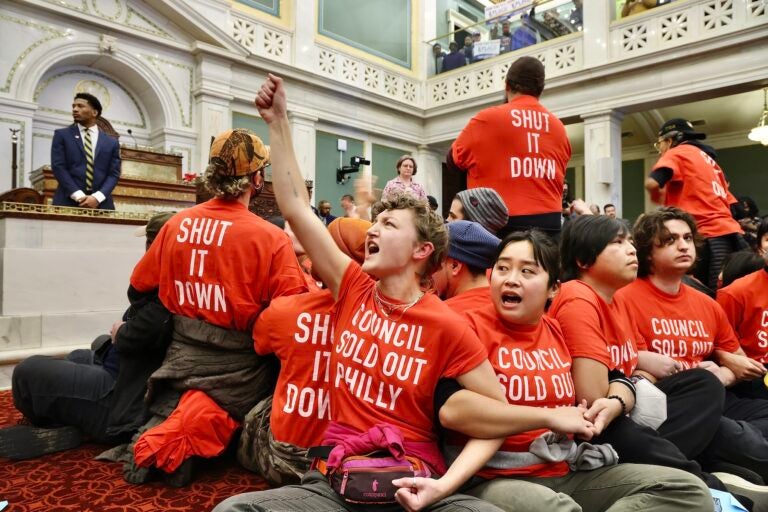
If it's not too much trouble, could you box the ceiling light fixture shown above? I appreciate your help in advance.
[748,88,768,146]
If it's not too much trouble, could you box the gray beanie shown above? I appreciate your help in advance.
[456,188,509,235]
[447,220,501,270]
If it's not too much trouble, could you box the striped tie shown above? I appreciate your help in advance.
[83,128,94,191]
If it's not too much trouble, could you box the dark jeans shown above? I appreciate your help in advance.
[12,353,117,443]
[695,233,750,290]
[593,369,726,490]
[696,390,768,481]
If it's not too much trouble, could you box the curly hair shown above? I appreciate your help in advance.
[202,164,256,200]
[632,207,702,278]
[372,193,447,287]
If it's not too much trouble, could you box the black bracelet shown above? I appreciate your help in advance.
[607,395,627,416]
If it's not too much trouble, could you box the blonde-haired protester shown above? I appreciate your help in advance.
[214,73,507,512]
[381,155,428,202]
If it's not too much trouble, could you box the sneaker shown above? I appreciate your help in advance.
[0,425,82,460]
[714,472,768,512]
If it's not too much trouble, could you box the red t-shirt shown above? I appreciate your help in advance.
[330,263,488,445]
[131,199,307,331]
[444,286,492,315]
[465,305,574,478]
[548,281,639,376]
[617,278,740,369]
[253,289,335,447]
[653,144,741,238]
[452,95,571,217]
[717,269,768,363]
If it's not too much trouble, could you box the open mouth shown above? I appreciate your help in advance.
[367,242,379,255]
[501,292,522,305]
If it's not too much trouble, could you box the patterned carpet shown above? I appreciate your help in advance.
[0,390,269,511]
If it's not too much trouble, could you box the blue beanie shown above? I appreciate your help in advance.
[447,220,501,270]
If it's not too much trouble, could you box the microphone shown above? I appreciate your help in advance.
[127,128,139,149]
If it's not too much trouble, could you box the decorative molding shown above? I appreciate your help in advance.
[1,118,26,186]
[39,0,176,40]
[0,201,151,221]
[34,70,148,129]
[313,44,421,108]
[426,35,582,108]
[610,0,763,60]
[230,11,292,64]
[142,55,194,128]
[0,14,69,93]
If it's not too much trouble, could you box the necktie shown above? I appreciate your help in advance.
[83,128,94,191]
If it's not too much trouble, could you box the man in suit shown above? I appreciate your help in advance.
[51,93,121,209]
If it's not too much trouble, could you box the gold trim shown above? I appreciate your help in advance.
[0,202,151,220]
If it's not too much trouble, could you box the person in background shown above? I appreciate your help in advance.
[316,200,336,226]
[462,35,474,64]
[757,217,768,259]
[427,195,439,212]
[589,204,601,215]
[448,188,509,237]
[432,43,446,74]
[381,154,427,202]
[449,56,571,239]
[51,93,121,210]
[720,251,766,288]
[442,41,467,73]
[339,194,358,219]
[645,118,748,290]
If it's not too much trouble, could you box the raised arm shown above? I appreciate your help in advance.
[256,74,351,298]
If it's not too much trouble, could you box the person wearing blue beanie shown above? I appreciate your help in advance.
[432,220,500,312]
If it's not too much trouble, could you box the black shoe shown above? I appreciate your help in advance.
[0,425,82,460]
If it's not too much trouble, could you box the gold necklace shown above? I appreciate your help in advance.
[373,285,424,320]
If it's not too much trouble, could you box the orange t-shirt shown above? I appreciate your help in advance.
[548,281,639,376]
[465,305,574,478]
[717,269,768,363]
[452,95,571,217]
[330,263,488,444]
[130,198,307,331]
[652,143,741,238]
[617,278,740,369]
[444,286,492,315]
[253,289,335,447]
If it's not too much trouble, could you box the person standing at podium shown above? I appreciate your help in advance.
[51,93,121,209]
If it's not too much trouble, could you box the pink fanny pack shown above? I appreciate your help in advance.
[328,452,431,504]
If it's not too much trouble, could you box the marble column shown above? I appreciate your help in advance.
[581,110,624,212]
[288,110,318,202]
[192,54,234,172]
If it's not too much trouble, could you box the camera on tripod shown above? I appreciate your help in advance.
[337,156,371,184]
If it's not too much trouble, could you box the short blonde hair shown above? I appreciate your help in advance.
[203,165,255,200]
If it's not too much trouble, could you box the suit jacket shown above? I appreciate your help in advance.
[51,124,121,209]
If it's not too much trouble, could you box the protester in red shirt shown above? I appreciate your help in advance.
[645,118,747,289]
[215,74,508,512]
[129,128,307,483]
[432,220,499,314]
[240,218,370,485]
[449,57,571,238]
[438,230,710,511]
[618,207,768,495]
[718,266,768,401]
[550,215,736,497]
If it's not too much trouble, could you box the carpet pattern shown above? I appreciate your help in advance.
[0,390,269,511]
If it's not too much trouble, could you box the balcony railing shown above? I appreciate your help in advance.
[610,0,767,60]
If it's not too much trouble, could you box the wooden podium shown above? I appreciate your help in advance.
[30,146,196,212]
